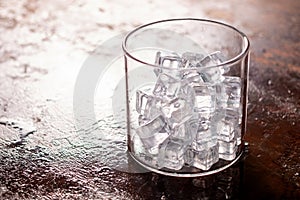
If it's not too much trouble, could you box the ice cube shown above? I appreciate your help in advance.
[171,114,199,142]
[184,147,194,166]
[155,51,182,68]
[136,115,169,154]
[161,97,194,128]
[181,71,206,88]
[192,127,218,152]
[219,139,238,161]
[190,144,219,171]
[180,51,218,84]
[217,76,242,109]
[136,89,161,124]
[136,85,154,115]
[224,77,241,108]
[194,83,216,125]
[198,51,228,83]
[199,51,225,67]
[194,83,216,113]
[219,151,237,161]
[177,82,196,104]
[178,81,195,99]
[181,70,202,81]
[219,139,237,154]
[181,52,205,68]
[131,133,158,167]
[201,68,225,84]
[157,78,196,128]
[135,84,163,123]
[158,138,188,170]
[154,51,182,77]
[217,109,239,142]
[153,73,182,100]
[143,98,163,122]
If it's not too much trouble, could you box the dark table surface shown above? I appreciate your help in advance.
[0,0,299,199]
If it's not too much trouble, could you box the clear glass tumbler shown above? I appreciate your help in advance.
[122,18,250,177]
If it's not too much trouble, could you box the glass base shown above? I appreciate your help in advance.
[128,145,244,177]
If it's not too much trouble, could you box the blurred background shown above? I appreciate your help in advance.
[0,0,299,199]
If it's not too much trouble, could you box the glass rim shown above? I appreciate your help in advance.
[122,18,250,70]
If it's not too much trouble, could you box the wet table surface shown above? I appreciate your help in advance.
[0,0,299,199]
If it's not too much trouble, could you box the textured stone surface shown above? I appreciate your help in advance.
[0,0,299,199]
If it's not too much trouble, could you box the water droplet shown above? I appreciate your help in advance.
[282,115,286,119]
[267,80,272,85]
[292,122,296,126]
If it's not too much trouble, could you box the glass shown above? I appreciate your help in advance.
[122,18,250,177]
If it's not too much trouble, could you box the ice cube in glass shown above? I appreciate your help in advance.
[191,144,219,170]
[136,115,169,154]
[158,138,188,170]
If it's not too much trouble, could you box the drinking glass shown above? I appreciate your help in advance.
[122,18,250,177]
